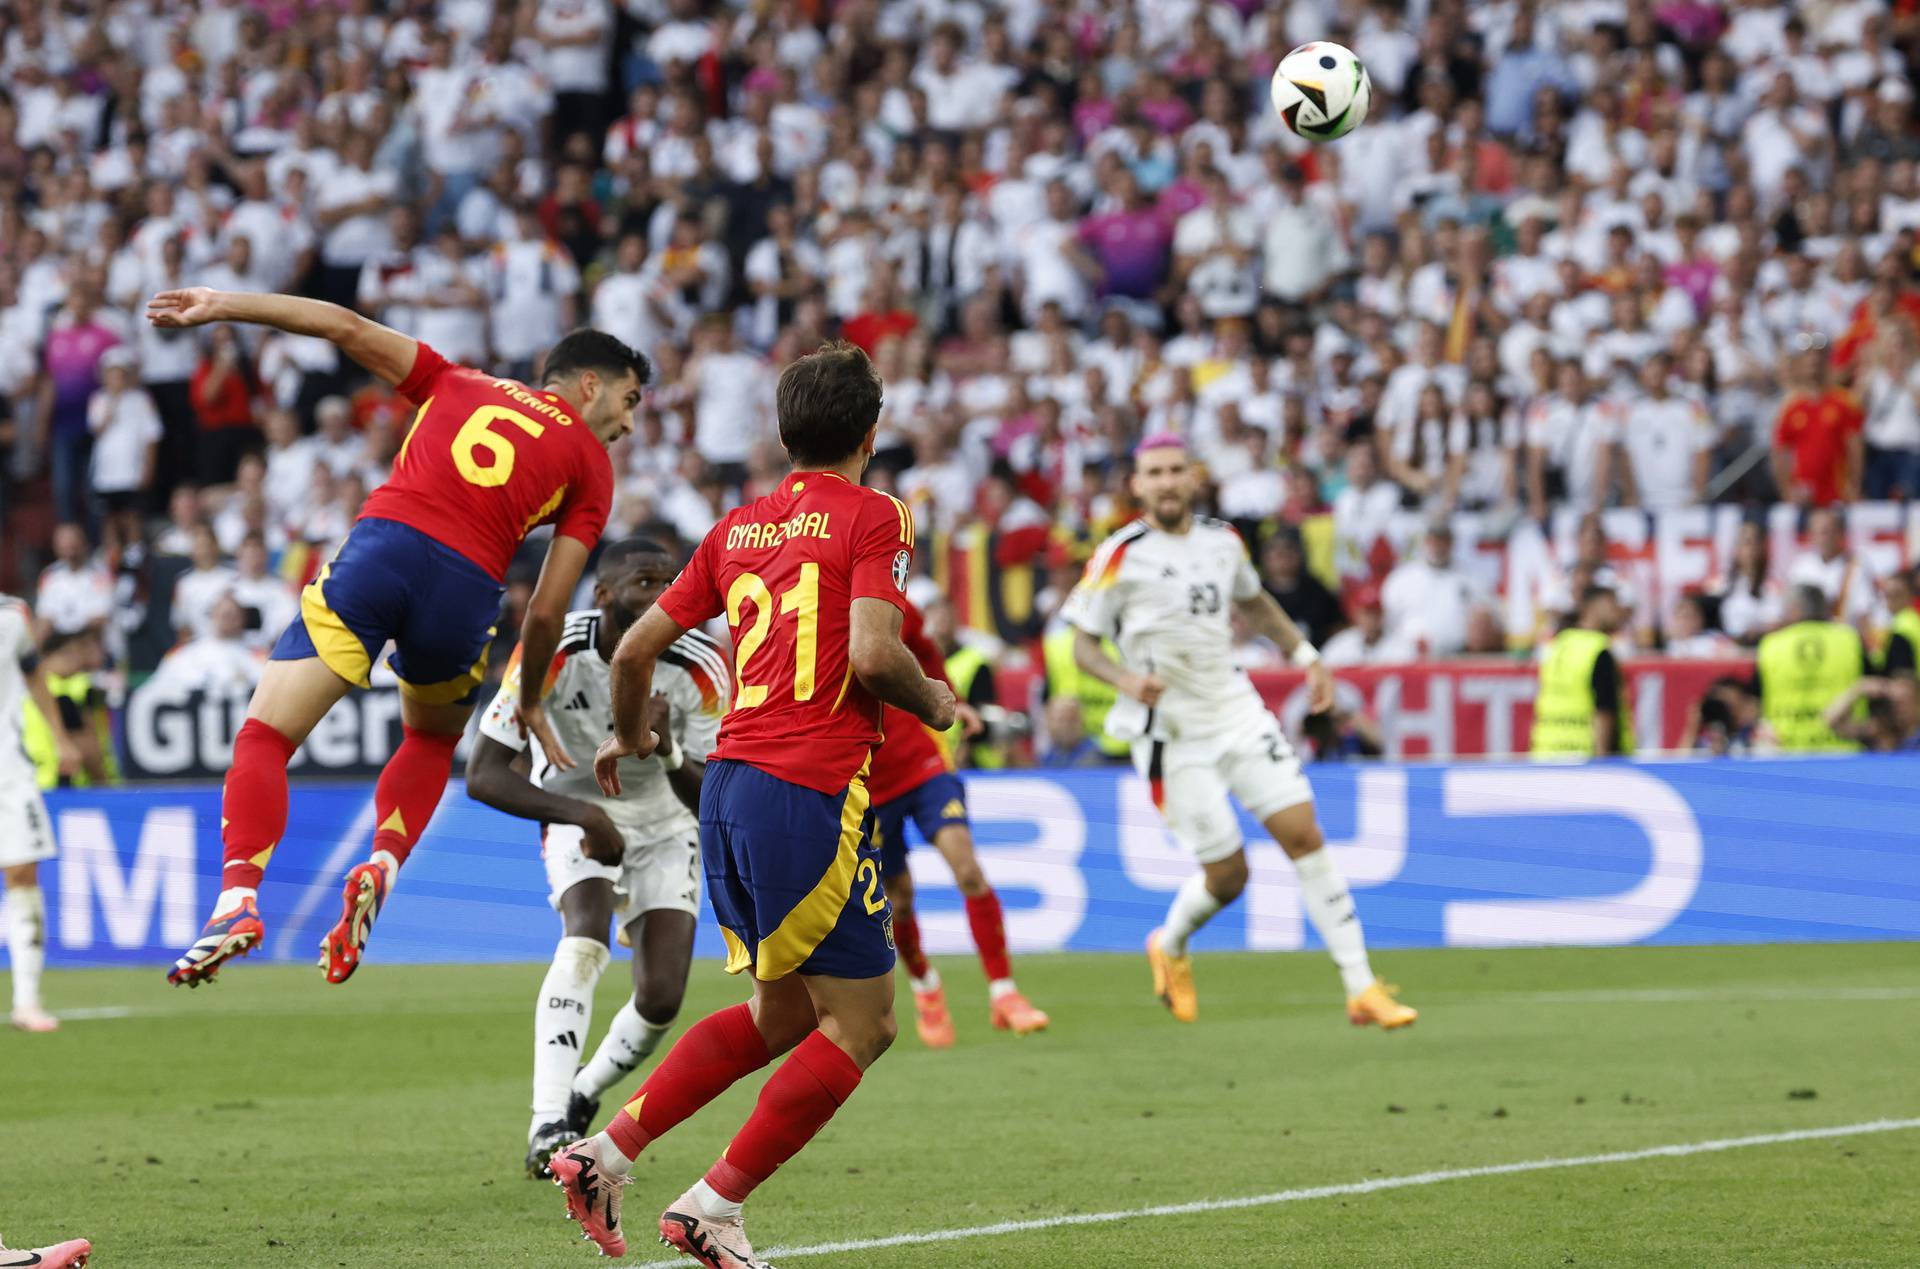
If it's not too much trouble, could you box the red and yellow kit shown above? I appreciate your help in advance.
[364,342,613,581]
[657,469,914,796]
[867,599,953,806]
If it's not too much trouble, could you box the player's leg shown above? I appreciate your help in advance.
[923,805,1050,1035]
[4,861,53,1033]
[1260,801,1416,1029]
[1144,743,1244,1022]
[318,693,471,985]
[573,907,696,1125]
[527,862,617,1178]
[877,806,954,1048]
[659,971,891,1268]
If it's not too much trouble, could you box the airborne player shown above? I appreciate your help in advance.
[147,286,647,988]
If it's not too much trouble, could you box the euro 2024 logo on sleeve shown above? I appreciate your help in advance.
[892,550,910,591]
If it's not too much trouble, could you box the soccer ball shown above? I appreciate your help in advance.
[1270,42,1372,143]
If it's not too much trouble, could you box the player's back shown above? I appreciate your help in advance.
[360,343,613,581]
[0,595,29,762]
[660,470,916,796]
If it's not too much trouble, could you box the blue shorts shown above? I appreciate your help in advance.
[272,517,503,706]
[874,772,969,879]
[700,759,894,981]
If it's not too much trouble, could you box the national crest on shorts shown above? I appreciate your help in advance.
[892,550,910,591]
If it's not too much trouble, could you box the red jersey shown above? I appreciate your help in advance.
[359,343,614,581]
[1773,389,1861,507]
[658,470,915,795]
[867,600,954,805]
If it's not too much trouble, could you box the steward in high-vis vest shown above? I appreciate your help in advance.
[1875,565,1919,676]
[1757,584,1866,753]
[1042,622,1129,760]
[1531,584,1630,757]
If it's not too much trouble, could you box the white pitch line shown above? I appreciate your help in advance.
[629,1117,1920,1265]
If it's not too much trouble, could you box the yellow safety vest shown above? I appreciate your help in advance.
[942,644,1006,769]
[1531,628,1631,756]
[1041,627,1129,759]
[22,671,109,790]
[1757,620,1863,753]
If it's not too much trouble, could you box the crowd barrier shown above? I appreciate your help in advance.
[27,758,1918,970]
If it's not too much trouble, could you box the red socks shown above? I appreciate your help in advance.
[704,1031,863,1203]
[893,907,931,981]
[965,889,1012,982]
[371,726,460,871]
[220,719,298,889]
[607,1002,772,1160]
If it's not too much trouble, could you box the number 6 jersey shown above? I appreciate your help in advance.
[359,342,614,580]
[656,470,914,795]
[1061,516,1269,742]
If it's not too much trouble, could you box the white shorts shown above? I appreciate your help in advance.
[1134,717,1314,864]
[0,781,56,870]
[543,821,702,926]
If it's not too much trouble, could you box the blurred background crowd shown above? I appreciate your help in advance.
[7,0,1920,773]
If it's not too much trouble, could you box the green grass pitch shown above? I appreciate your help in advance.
[5,943,1918,1267]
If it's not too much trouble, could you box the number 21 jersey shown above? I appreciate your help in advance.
[359,342,614,581]
[657,471,914,795]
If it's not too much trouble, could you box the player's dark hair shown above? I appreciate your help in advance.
[544,329,653,390]
[776,340,883,467]
[596,536,673,582]
[1578,584,1615,613]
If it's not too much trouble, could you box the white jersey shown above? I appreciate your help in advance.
[1061,518,1270,742]
[0,594,36,785]
[479,610,727,840]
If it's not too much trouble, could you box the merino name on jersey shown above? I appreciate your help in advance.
[657,470,914,796]
[358,342,614,581]
[1061,516,1269,742]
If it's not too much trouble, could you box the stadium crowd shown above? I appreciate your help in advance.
[6,0,1920,759]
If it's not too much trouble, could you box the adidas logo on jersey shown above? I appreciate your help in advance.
[560,691,590,712]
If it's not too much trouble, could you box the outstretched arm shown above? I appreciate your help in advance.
[465,733,625,863]
[147,287,418,386]
[517,536,592,771]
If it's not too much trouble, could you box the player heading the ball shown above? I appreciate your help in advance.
[149,287,647,989]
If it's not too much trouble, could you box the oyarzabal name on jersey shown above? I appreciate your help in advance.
[727,513,833,551]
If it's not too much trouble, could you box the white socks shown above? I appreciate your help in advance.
[593,1130,635,1174]
[5,886,46,1013]
[370,849,401,891]
[574,999,676,1100]
[691,1178,742,1221]
[909,966,941,994]
[213,886,255,916]
[1160,873,1224,957]
[1294,847,1376,996]
[532,937,611,1127]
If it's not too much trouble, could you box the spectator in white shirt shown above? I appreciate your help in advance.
[1322,585,1414,666]
[1666,592,1741,658]
[1331,443,1402,583]
[171,522,239,641]
[1712,520,1785,645]
[488,204,582,379]
[1381,521,1483,656]
[87,349,162,546]
[310,396,369,479]
[35,523,113,639]
[688,317,773,489]
[311,131,398,310]
[228,531,297,652]
[536,0,613,148]
[1786,505,1879,625]
[148,594,262,698]
[1618,352,1713,511]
